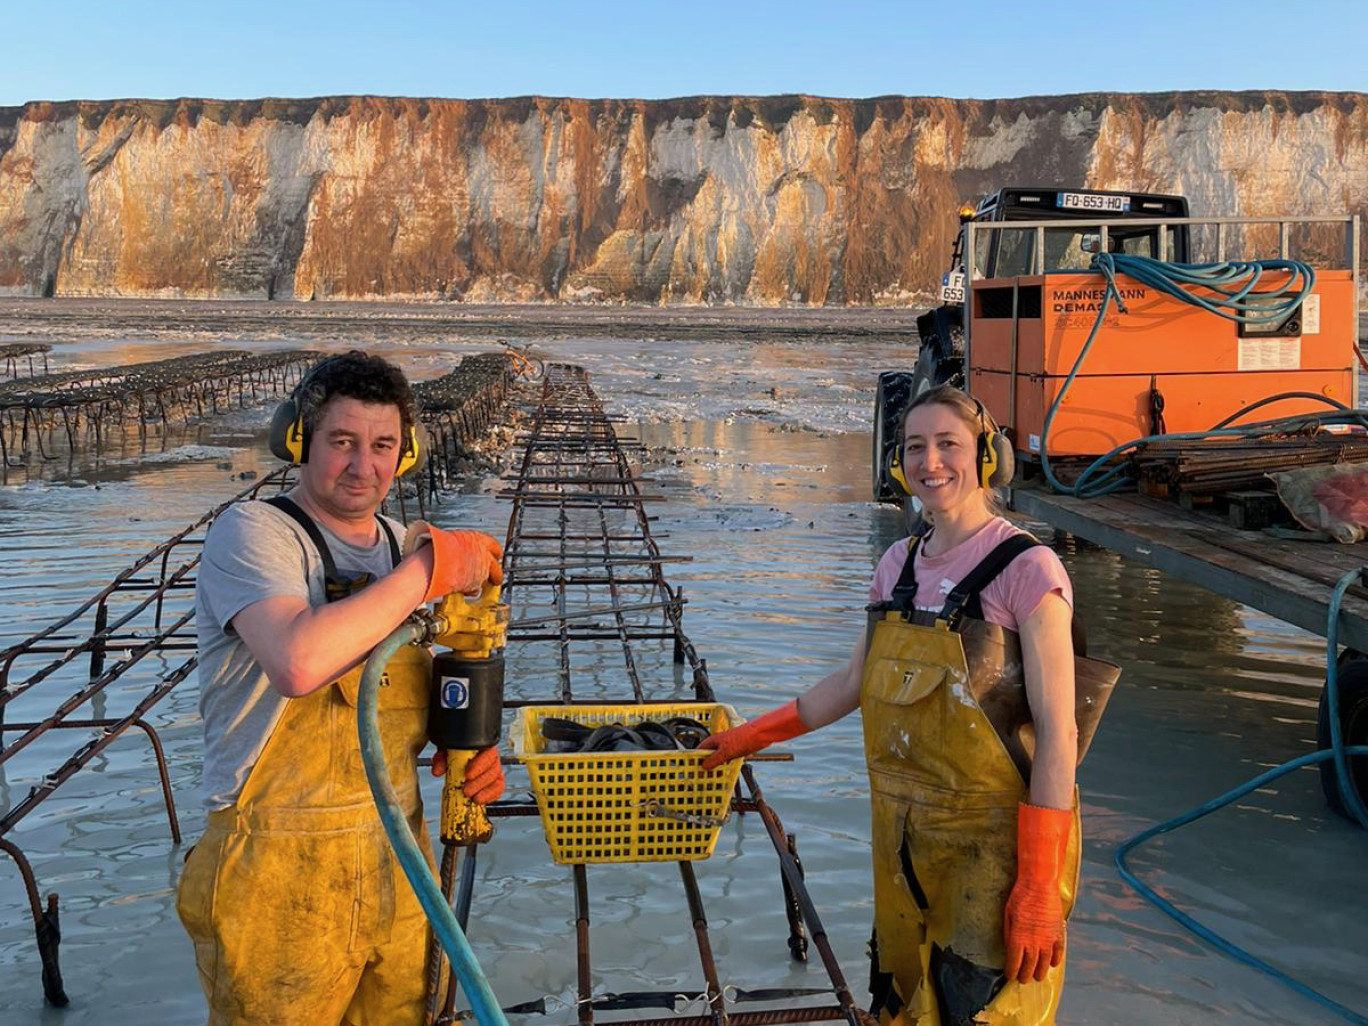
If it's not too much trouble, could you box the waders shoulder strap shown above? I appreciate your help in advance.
[937,533,1041,629]
[872,535,922,615]
[940,532,1091,652]
[264,495,340,583]
[263,496,401,570]
[375,518,400,567]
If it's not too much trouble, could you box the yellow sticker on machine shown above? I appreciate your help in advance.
[1237,337,1301,371]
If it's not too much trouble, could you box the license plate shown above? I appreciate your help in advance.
[1058,192,1131,213]
[939,271,966,304]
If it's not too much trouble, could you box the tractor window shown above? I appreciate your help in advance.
[985,221,1186,277]
[1044,229,1090,270]
[993,229,1035,277]
[1109,227,1181,260]
[973,230,991,278]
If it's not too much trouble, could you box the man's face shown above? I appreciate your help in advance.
[298,397,404,522]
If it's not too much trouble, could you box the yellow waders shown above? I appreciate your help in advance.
[177,644,435,1026]
[861,617,1081,1026]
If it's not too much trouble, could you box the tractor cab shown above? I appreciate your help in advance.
[947,188,1190,291]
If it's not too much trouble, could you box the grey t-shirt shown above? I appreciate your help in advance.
[194,494,407,810]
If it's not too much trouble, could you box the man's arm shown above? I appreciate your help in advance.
[232,547,435,698]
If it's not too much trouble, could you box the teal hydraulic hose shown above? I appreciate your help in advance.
[1038,252,1320,498]
[1325,570,1368,827]
[357,624,508,1026]
[1116,567,1368,1024]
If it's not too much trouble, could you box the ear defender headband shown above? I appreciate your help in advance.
[887,395,1015,496]
[268,357,423,478]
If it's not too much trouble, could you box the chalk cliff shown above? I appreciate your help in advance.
[1,93,1365,304]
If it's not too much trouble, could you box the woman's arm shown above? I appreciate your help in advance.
[1018,591,1078,808]
[698,626,868,769]
[795,626,868,728]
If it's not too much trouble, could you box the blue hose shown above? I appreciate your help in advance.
[1116,567,1368,1023]
[357,624,508,1026]
[1038,252,1321,498]
[1326,571,1368,827]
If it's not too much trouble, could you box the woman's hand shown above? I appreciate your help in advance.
[1003,803,1072,982]
[698,700,809,771]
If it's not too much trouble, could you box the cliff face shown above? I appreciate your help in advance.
[2,93,1366,304]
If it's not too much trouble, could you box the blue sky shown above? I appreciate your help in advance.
[4,0,1365,107]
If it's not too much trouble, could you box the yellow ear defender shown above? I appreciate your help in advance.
[886,443,913,497]
[973,398,1014,489]
[268,358,423,477]
[887,395,1014,495]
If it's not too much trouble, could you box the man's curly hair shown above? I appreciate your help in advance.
[295,351,416,456]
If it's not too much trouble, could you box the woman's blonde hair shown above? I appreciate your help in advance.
[899,384,1005,526]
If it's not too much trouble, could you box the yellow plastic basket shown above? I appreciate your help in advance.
[512,702,744,864]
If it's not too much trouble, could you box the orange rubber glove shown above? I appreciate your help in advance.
[698,699,811,771]
[1003,803,1072,984]
[405,522,503,601]
[461,746,506,804]
[430,746,505,804]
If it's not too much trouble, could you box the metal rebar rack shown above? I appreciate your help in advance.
[415,351,522,496]
[0,349,319,466]
[0,468,293,1006]
[436,364,868,1026]
[0,343,51,379]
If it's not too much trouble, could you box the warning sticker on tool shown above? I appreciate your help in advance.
[439,676,471,710]
[1238,337,1301,371]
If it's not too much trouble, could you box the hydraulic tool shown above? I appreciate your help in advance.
[429,583,509,845]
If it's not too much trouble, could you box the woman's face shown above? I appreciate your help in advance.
[902,402,985,515]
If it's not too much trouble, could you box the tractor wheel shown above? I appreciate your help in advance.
[872,371,915,503]
[912,335,963,397]
[1317,654,1368,823]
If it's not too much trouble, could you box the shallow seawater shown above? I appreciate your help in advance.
[0,329,1365,1025]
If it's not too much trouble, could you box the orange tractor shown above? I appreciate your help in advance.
[872,187,1360,499]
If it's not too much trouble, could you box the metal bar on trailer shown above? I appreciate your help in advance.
[1353,215,1361,410]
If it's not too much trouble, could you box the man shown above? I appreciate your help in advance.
[177,351,505,1025]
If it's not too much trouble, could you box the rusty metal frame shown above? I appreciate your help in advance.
[0,468,294,1005]
[430,364,868,1026]
[0,343,51,379]
[0,350,318,472]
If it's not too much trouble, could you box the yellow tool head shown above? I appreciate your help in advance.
[433,583,509,656]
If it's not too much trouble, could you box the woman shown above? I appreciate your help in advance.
[700,385,1119,1026]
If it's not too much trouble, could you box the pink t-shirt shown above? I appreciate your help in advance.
[868,517,1072,632]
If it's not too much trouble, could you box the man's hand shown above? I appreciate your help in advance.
[431,747,505,805]
[462,747,505,804]
[405,522,503,602]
